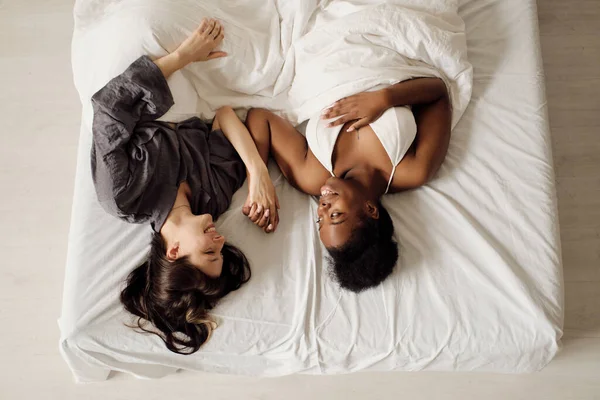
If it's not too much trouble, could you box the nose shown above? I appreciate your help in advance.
[319,198,331,209]
[215,236,226,252]
[214,234,226,245]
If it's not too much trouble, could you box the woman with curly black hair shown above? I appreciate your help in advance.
[245,77,450,293]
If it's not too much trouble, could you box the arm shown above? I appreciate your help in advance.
[245,108,331,197]
[154,18,226,79]
[92,18,226,157]
[91,18,227,221]
[322,77,447,131]
[382,78,447,108]
[91,56,174,157]
[389,92,452,191]
[213,107,280,233]
[214,107,267,179]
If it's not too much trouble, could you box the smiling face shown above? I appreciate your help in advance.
[168,213,226,278]
[317,177,379,249]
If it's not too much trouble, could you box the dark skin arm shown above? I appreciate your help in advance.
[323,77,451,191]
[389,93,451,191]
[244,108,330,196]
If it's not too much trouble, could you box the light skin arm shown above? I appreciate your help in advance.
[152,19,281,233]
[154,18,227,78]
[213,107,280,232]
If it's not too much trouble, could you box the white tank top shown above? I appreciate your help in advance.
[305,106,417,193]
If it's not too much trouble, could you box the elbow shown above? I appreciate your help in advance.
[434,78,449,101]
[412,169,430,188]
[214,106,238,130]
[245,108,270,122]
[412,165,438,188]
[215,106,234,118]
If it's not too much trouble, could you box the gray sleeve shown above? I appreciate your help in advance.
[91,56,173,157]
[90,56,177,224]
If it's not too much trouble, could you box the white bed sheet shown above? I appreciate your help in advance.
[59,0,563,382]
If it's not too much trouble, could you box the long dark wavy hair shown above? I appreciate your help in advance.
[120,231,251,354]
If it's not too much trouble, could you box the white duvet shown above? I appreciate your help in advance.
[72,0,472,126]
[60,0,563,382]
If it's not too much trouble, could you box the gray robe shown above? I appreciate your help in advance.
[91,56,246,231]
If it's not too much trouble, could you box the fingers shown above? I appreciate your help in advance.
[207,51,227,60]
[198,19,223,39]
[249,203,263,223]
[347,117,370,132]
[206,19,217,36]
[247,203,279,233]
[321,96,356,118]
[322,104,352,120]
[257,208,269,228]
[242,202,251,216]
[198,18,209,33]
[214,31,224,46]
[264,206,279,233]
[249,204,276,233]
[265,195,280,233]
[211,22,222,39]
[328,115,353,127]
[247,203,257,220]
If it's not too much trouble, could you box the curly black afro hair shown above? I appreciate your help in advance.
[326,202,398,292]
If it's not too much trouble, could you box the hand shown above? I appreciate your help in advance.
[321,90,389,132]
[174,18,227,65]
[242,166,280,233]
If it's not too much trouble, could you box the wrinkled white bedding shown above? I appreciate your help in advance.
[59,0,563,383]
[289,2,472,126]
[71,0,472,125]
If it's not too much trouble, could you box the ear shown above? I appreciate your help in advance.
[166,242,180,261]
[365,201,380,219]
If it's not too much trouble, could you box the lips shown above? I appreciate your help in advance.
[319,185,338,198]
[204,224,216,234]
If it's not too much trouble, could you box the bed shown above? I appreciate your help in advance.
[59,0,564,382]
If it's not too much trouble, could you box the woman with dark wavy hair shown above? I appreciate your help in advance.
[91,18,278,354]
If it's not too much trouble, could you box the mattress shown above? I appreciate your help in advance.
[59,0,563,383]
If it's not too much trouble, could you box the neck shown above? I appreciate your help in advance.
[160,183,192,243]
[345,164,388,200]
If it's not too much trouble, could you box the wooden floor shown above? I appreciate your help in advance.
[0,0,599,398]
[539,0,600,341]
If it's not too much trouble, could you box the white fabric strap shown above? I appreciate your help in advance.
[385,164,397,194]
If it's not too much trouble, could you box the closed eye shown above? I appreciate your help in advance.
[203,250,219,262]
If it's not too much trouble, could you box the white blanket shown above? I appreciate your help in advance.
[72,0,306,124]
[288,2,472,126]
[72,0,471,126]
